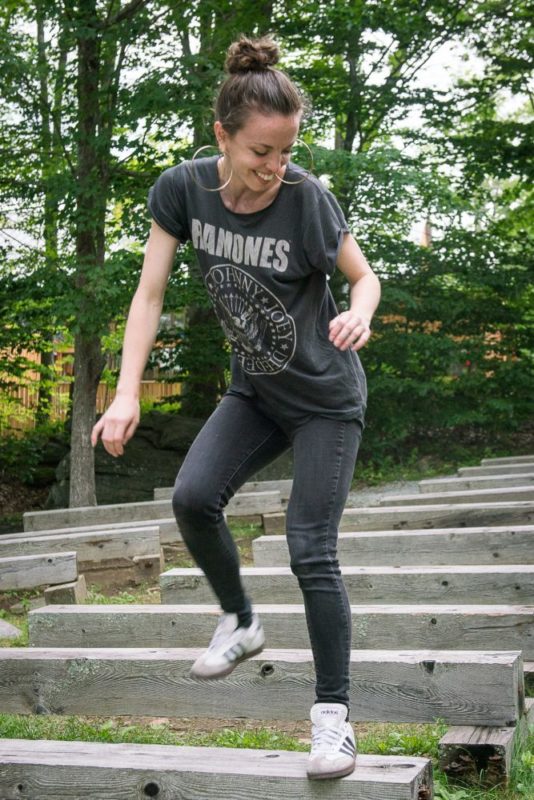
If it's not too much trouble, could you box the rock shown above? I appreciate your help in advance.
[0,619,22,640]
[47,413,206,508]
[47,411,295,509]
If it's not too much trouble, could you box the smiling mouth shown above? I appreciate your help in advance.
[255,170,276,182]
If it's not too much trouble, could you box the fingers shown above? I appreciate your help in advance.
[91,408,139,458]
[329,312,371,351]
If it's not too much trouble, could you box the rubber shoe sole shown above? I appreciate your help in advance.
[307,758,356,780]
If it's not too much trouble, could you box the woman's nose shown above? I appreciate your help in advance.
[265,152,284,172]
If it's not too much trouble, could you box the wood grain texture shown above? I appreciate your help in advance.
[0,740,433,800]
[253,526,534,566]
[28,603,534,658]
[160,565,534,605]
[339,501,534,530]
[0,552,77,591]
[419,474,534,492]
[23,492,281,532]
[481,455,534,465]
[439,723,522,786]
[154,479,294,502]
[379,486,534,506]
[0,527,160,564]
[458,464,534,476]
[0,647,523,725]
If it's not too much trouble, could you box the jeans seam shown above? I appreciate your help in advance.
[317,420,351,705]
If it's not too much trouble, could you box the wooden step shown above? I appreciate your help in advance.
[7,518,181,545]
[29,603,534,658]
[378,486,534,506]
[458,464,534,477]
[481,455,534,465]
[0,552,77,592]
[160,565,534,605]
[253,526,534,566]
[338,501,534,530]
[0,526,160,567]
[155,478,294,502]
[419,473,534,493]
[0,739,434,800]
[23,491,282,533]
[0,647,523,726]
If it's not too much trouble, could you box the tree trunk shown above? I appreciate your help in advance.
[69,333,105,507]
[69,0,106,506]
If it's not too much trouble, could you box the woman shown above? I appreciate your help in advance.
[92,35,381,780]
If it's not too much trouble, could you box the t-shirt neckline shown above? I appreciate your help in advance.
[203,156,287,218]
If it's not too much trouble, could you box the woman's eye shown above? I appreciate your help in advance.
[254,151,268,157]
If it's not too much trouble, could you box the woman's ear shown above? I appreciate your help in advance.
[214,120,226,150]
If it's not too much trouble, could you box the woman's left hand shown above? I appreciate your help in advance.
[329,311,371,351]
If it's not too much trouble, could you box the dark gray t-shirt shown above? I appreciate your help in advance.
[147,156,367,426]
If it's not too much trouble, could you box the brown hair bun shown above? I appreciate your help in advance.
[225,35,279,74]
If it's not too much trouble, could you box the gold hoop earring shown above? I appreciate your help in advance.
[275,139,314,185]
[189,145,233,192]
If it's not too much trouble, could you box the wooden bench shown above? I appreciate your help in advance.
[253,526,534,566]
[0,646,523,726]
[0,739,433,799]
[378,486,534,506]
[264,499,534,535]
[23,492,283,533]
[419,473,534,492]
[160,564,534,605]
[0,527,162,583]
[28,602,534,658]
[0,552,77,592]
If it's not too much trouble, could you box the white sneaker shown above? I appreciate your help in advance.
[307,702,357,779]
[190,612,265,679]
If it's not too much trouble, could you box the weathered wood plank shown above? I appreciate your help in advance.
[154,479,294,502]
[0,527,160,566]
[253,526,534,566]
[340,501,534,530]
[379,486,534,506]
[419,473,534,493]
[7,518,181,545]
[0,647,523,725]
[160,565,534,605]
[481,455,534,465]
[0,739,433,800]
[23,492,282,533]
[439,724,522,787]
[458,464,534,477]
[264,502,534,534]
[524,661,534,694]
[43,575,87,605]
[0,552,77,592]
[28,603,534,657]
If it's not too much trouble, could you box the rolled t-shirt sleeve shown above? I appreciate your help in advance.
[303,191,349,276]
[147,165,189,242]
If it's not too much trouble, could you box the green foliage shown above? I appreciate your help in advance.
[0,423,66,484]
[0,1,532,466]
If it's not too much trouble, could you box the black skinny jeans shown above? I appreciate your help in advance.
[172,393,362,710]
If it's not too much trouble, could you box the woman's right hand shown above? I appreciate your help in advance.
[91,393,140,458]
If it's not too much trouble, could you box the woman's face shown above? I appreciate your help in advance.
[214,111,301,194]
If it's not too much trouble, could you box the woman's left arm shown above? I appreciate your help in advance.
[329,233,381,352]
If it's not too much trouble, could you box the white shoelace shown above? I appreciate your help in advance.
[310,725,346,755]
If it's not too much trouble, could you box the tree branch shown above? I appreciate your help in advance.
[98,0,149,28]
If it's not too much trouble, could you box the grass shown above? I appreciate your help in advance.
[0,713,531,797]
[1,446,533,795]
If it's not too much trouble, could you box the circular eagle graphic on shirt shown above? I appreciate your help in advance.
[205,264,296,375]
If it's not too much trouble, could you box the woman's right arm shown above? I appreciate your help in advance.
[91,221,179,457]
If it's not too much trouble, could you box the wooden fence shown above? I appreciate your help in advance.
[2,381,182,434]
